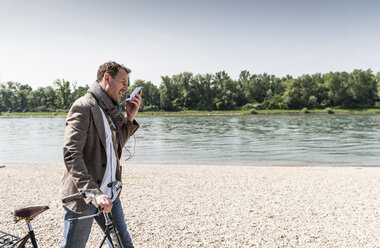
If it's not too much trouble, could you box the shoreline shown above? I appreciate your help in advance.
[1,108,380,117]
[1,163,379,247]
[1,161,379,168]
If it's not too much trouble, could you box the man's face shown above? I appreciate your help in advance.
[103,69,129,102]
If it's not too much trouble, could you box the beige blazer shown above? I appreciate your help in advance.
[61,93,139,213]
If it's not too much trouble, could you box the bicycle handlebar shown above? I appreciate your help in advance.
[108,181,122,202]
[60,181,124,245]
[61,181,122,204]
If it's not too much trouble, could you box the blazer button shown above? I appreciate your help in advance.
[97,180,101,184]
[102,164,106,168]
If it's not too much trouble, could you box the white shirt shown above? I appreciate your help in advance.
[98,106,118,197]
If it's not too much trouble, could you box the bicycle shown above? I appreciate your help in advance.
[0,205,49,248]
[0,181,124,248]
[62,180,124,248]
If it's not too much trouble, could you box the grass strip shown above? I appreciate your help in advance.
[1,109,380,117]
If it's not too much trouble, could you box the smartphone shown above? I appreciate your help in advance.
[125,86,142,102]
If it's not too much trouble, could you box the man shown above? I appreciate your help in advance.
[61,61,141,248]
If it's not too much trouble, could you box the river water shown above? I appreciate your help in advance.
[0,115,379,166]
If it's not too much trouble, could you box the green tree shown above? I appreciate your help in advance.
[44,86,58,111]
[0,83,14,112]
[171,72,193,109]
[246,74,267,103]
[55,79,72,110]
[282,78,303,109]
[258,74,287,109]
[211,71,240,110]
[71,83,89,104]
[28,87,48,111]
[1,69,379,113]
[324,72,350,107]
[376,72,380,103]
[0,82,31,112]
[347,69,377,108]
[283,74,322,109]
[159,76,178,111]
[239,70,253,103]
[191,73,215,110]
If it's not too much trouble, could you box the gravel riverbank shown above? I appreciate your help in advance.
[0,163,379,247]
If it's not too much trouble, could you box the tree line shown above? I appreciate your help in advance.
[1,69,380,113]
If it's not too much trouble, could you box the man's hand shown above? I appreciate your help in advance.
[95,194,113,213]
[124,91,142,122]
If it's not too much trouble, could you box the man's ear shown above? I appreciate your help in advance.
[103,73,111,84]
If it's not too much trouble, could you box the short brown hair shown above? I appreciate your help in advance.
[97,61,131,83]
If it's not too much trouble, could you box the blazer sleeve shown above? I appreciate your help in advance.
[119,119,139,147]
[63,101,102,205]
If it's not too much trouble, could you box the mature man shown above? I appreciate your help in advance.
[61,61,141,248]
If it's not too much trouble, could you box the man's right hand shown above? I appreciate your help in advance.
[95,194,113,213]
[124,91,142,122]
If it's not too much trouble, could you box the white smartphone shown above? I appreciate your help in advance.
[125,86,142,102]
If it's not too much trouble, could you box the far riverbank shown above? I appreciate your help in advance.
[1,108,380,117]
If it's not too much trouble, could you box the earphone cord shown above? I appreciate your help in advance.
[122,121,136,161]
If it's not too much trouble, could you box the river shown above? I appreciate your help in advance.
[0,114,379,166]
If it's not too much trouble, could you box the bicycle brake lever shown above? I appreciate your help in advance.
[67,211,102,222]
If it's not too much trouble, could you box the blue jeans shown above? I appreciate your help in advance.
[60,197,134,248]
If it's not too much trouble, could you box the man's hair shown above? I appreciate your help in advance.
[97,61,131,83]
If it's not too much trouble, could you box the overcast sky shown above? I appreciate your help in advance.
[0,0,379,89]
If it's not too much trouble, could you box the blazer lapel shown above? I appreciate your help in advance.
[90,103,107,151]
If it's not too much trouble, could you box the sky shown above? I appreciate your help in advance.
[0,0,379,89]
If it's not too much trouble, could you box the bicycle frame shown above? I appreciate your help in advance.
[0,220,38,248]
[1,204,49,248]
[97,212,123,248]
[62,181,124,248]
[2,181,124,248]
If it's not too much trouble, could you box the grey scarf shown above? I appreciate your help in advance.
[88,82,128,131]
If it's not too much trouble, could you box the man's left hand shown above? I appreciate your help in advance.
[124,91,142,122]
